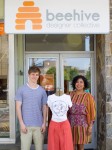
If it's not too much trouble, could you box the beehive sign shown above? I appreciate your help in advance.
[5,0,109,34]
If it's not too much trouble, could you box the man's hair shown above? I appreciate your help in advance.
[28,66,41,74]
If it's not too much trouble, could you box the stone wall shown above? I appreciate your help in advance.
[96,35,106,150]
[105,33,112,150]
[96,33,112,150]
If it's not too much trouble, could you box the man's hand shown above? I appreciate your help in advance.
[40,123,46,133]
[20,122,27,134]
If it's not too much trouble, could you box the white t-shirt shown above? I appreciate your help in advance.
[47,94,72,122]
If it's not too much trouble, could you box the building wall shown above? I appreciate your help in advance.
[96,33,112,150]
[105,33,112,150]
[0,0,112,149]
[96,35,106,150]
[0,0,4,19]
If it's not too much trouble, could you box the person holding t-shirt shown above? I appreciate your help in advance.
[15,66,47,150]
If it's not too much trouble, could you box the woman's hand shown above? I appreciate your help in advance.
[87,125,92,136]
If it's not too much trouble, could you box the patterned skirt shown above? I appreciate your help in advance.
[71,126,91,144]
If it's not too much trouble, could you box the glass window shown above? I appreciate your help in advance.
[0,34,9,138]
[0,0,4,19]
[29,58,56,93]
[63,57,91,93]
[25,34,94,51]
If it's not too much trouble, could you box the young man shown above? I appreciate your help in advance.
[15,66,47,150]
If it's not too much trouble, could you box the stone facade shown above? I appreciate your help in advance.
[96,33,112,150]
[96,35,106,150]
[105,33,112,150]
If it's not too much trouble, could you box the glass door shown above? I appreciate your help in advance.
[25,52,96,149]
[26,53,60,149]
[60,53,96,149]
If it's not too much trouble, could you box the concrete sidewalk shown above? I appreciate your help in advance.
[0,144,47,150]
[0,145,94,150]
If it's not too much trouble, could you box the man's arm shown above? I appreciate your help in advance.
[41,104,48,133]
[16,101,27,133]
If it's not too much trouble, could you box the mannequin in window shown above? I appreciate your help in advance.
[47,88,74,150]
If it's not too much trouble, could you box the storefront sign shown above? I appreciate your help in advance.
[0,23,5,35]
[5,0,109,34]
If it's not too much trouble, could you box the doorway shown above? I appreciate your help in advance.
[25,52,96,149]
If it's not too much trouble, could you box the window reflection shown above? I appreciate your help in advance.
[25,34,94,51]
[64,58,91,93]
[29,58,56,92]
[0,35,9,138]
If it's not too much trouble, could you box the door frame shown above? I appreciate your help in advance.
[0,35,15,144]
[25,51,97,149]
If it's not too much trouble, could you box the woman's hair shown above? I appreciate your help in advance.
[71,75,89,90]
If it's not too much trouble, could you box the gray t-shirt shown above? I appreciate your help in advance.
[15,84,47,127]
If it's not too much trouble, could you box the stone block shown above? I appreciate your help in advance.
[106,66,112,76]
[105,43,111,56]
[106,113,112,124]
[106,102,112,112]
[105,56,112,65]
[110,20,112,32]
[107,124,112,137]
[106,137,112,150]
[107,93,112,102]
[110,43,112,55]
[110,0,112,6]
[106,77,112,93]
[105,33,112,44]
